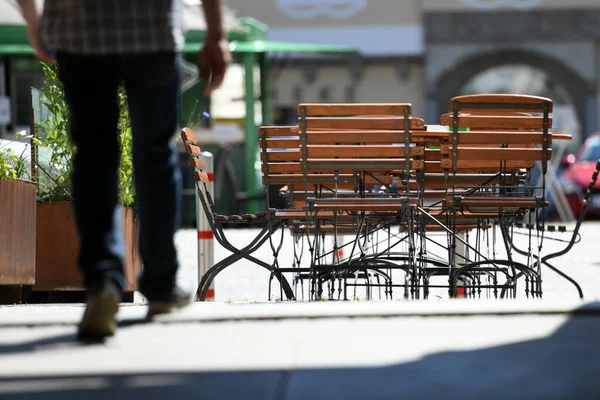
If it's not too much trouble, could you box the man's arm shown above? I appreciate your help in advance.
[202,0,224,42]
[198,0,231,95]
[16,0,37,25]
[16,0,54,62]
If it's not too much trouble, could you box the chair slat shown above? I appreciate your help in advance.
[185,143,202,157]
[440,115,552,130]
[259,126,298,136]
[263,149,301,162]
[181,127,197,143]
[300,103,412,116]
[438,132,550,145]
[265,138,301,148]
[304,131,421,144]
[190,158,206,169]
[449,94,553,113]
[306,145,423,158]
[440,159,534,170]
[303,117,425,131]
[442,147,552,161]
[194,171,209,182]
[306,159,423,172]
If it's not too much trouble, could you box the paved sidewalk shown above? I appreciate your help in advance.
[0,300,599,399]
[1,223,597,399]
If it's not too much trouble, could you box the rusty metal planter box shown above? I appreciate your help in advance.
[34,202,142,292]
[0,179,36,285]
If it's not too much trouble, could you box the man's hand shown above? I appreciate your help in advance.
[17,0,54,63]
[26,21,55,63]
[197,36,231,95]
[198,0,229,95]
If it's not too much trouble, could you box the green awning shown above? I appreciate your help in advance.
[229,40,358,54]
[0,44,33,55]
[184,40,358,55]
[2,41,359,57]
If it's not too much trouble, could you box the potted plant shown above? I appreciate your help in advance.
[0,135,36,303]
[32,63,141,299]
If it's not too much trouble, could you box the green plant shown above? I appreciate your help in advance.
[0,147,21,180]
[185,98,211,129]
[36,62,74,202]
[36,62,135,208]
[0,133,32,181]
[117,86,135,209]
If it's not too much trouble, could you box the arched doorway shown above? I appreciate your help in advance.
[432,50,594,150]
[462,64,580,152]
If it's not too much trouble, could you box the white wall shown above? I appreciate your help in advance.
[270,62,426,118]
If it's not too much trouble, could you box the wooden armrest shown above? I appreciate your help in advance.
[552,133,572,140]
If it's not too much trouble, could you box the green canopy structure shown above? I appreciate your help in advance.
[0,2,359,215]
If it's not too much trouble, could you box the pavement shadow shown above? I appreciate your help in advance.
[0,304,599,399]
[0,317,151,355]
[0,333,88,355]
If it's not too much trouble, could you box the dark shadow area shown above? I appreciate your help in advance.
[17,288,137,304]
[1,304,599,399]
[0,333,89,355]
[0,317,151,356]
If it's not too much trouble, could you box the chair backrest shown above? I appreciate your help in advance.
[448,94,553,114]
[439,94,554,175]
[260,103,429,213]
[180,127,214,216]
[180,127,210,184]
[297,103,425,187]
[259,125,406,209]
[298,103,424,131]
[429,95,557,217]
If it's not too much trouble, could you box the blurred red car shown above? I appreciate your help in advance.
[559,133,600,219]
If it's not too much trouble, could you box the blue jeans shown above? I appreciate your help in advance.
[57,52,182,301]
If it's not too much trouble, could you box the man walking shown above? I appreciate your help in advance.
[17,0,231,339]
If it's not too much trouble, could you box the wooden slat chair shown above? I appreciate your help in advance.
[259,126,378,211]
[439,94,558,215]
[441,108,569,213]
[416,125,519,237]
[433,94,565,297]
[297,102,426,209]
[412,157,509,298]
[180,128,295,301]
[295,103,429,299]
[259,124,360,284]
[259,119,419,215]
[260,104,430,299]
[259,125,382,260]
[261,105,428,224]
[259,124,396,300]
[420,104,566,234]
[259,125,372,233]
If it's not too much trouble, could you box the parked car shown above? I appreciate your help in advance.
[558,133,600,220]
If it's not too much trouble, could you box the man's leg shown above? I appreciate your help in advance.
[123,53,189,311]
[58,53,124,337]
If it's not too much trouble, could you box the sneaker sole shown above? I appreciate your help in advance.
[78,290,120,340]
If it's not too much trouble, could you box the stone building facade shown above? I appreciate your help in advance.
[226,0,600,148]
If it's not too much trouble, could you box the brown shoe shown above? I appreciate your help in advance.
[147,285,194,318]
[78,281,121,340]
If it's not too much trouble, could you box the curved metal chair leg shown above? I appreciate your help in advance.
[196,259,295,301]
[544,260,584,299]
